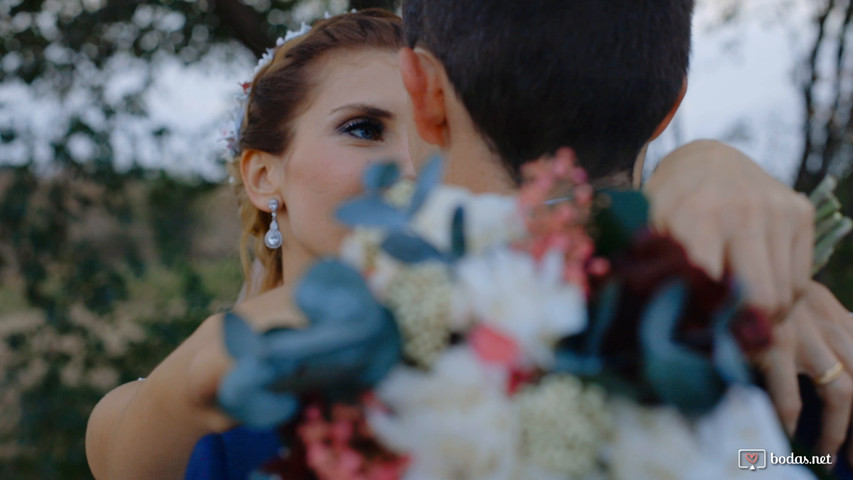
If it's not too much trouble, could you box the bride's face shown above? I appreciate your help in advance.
[277,48,416,258]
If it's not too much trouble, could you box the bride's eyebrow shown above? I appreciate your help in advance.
[330,104,394,120]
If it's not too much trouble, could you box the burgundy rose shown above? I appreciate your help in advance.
[596,232,772,363]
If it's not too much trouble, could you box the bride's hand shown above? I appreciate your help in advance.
[754,281,853,462]
[644,140,814,321]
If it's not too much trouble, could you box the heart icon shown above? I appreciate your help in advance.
[745,453,759,464]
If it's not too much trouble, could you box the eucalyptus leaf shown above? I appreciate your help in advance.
[584,281,622,356]
[814,217,853,274]
[713,327,751,384]
[591,189,650,257]
[644,341,724,414]
[640,281,726,413]
[223,312,262,360]
[363,161,401,191]
[638,281,686,350]
[552,349,605,376]
[816,196,842,222]
[295,259,382,327]
[263,306,401,393]
[381,231,445,263]
[816,212,844,239]
[707,294,751,383]
[451,206,467,260]
[409,154,444,214]
[218,358,301,429]
[358,308,404,385]
[809,175,837,204]
[336,195,410,228]
[249,259,404,395]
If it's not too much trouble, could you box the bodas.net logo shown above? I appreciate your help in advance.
[738,449,767,471]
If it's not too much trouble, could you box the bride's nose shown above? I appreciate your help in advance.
[395,140,416,179]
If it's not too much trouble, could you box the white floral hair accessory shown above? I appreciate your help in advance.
[221,22,312,161]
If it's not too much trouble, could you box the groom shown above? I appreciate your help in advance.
[399,0,853,465]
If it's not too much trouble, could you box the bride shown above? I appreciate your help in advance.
[86,9,419,479]
[87,6,852,480]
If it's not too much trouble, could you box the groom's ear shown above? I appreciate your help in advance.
[400,47,448,147]
[650,76,689,141]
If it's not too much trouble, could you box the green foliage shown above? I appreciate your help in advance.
[817,173,853,310]
[0,163,242,478]
[0,1,391,477]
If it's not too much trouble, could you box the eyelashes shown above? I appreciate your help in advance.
[338,117,385,141]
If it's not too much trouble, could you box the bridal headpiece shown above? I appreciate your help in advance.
[221,22,312,160]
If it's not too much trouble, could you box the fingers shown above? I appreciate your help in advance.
[664,204,726,280]
[725,215,778,315]
[815,367,853,458]
[768,197,795,313]
[791,194,816,295]
[802,282,853,463]
[797,313,853,457]
[756,334,802,435]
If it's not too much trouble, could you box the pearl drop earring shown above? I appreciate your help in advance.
[264,198,283,249]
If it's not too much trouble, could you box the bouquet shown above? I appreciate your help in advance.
[219,149,845,480]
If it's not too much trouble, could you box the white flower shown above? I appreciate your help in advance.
[339,228,402,295]
[411,185,524,255]
[368,347,523,480]
[606,400,708,480]
[515,375,610,478]
[384,262,454,367]
[607,386,817,480]
[696,385,816,479]
[455,248,586,367]
[370,348,601,480]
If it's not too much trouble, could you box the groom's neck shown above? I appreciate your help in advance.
[440,108,516,195]
[443,143,515,195]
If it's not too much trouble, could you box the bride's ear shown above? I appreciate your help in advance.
[241,149,284,213]
[399,47,448,147]
[650,76,688,141]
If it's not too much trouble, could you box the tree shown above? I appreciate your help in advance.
[0,1,394,477]
[795,0,853,308]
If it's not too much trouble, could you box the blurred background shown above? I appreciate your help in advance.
[0,0,850,477]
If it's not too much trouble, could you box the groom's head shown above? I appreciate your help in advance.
[401,0,693,184]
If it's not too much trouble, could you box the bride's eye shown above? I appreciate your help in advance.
[339,118,384,141]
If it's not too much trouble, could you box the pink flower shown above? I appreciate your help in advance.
[285,400,409,480]
[516,147,604,293]
[469,324,520,367]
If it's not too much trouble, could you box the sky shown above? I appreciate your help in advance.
[647,0,820,184]
[0,0,829,185]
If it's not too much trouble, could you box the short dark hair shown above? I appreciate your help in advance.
[403,0,694,182]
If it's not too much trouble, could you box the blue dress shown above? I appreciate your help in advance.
[185,426,280,480]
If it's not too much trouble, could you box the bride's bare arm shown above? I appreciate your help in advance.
[86,285,305,480]
[86,314,233,480]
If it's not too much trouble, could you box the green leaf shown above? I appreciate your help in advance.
[295,259,382,327]
[640,281,726,414]
[813,217,853,274]
[363,161,401,191]
[591,189,650,257]
[451,206,466,260]
[585,281,621,356]
[223,312,261,360]
[336,195,409,228]
[409,154,443,214]
[218,358,300,429]
[381,231,444,264]
[809,175,837,204]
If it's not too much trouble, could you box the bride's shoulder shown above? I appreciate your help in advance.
[231,284,307,331]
